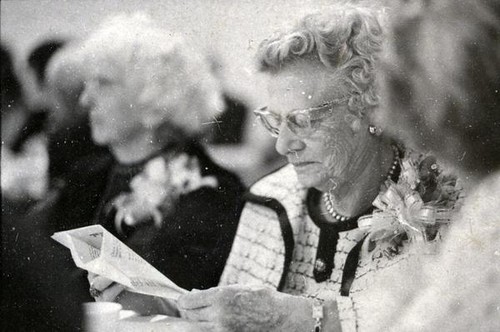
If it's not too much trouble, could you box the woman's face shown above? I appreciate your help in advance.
[264,61,367,192]
[80,58,148,147]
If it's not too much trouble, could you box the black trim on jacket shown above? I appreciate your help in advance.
[243,192,295,291]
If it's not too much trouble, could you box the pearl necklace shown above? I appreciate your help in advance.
[322,145,400,222]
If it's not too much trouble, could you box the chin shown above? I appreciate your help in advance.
[293,166,330,190]
[90,130,109,146]
[295,174,324,191]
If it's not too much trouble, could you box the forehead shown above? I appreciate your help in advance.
[266,60,341,112]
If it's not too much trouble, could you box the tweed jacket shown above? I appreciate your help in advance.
[220,164,418,331]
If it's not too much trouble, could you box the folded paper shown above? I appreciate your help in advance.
[52,225,187,300]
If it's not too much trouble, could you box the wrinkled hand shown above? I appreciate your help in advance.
[177,285,313,332]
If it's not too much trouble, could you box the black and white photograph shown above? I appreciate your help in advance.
[1,0,499,331]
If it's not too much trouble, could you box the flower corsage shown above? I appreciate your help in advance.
[111,153,218,234]
[358,150,464,255]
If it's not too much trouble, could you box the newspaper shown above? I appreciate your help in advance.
[52,225,187,300]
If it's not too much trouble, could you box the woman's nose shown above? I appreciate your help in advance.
[79,82,94,108]
[275,123,305,156]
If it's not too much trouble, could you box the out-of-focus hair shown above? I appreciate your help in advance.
[27,39,66,86]
[382,0,500,174]
[79,13,223,138]
[256,3,384,116]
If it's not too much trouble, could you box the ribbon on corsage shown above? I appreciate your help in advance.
[111,153,218,234]
[358,151,464,252]
[359,182,454,242]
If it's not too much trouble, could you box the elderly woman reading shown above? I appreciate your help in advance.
[93,4,462,330]
[177,5,462,331]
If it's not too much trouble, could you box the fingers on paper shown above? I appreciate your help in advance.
[97,283,125,302]
[87,272,97,284]
[91,275,114,292]
[178,287,223,309]
[179,305,214,322]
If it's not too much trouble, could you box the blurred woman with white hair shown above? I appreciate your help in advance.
[48,13,245,305]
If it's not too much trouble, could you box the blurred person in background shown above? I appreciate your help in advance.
[1,42,84,331]
[2,39,70,206]
[64,13,245,309]
[370,0,500,330]
[2,38,113,332]
[1,42,48,206]
[6,39,67,158]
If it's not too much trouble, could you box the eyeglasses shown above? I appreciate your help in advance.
[253,100,345,138]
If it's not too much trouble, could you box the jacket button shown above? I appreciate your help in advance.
[314,259,326,272]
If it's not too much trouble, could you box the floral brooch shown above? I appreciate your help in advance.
[111,153,218,234]
[358,150,464,254]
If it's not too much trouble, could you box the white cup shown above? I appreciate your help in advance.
[82,302,122,332]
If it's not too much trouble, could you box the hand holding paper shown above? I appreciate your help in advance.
[87,272,124,301]
[52,225,187,300]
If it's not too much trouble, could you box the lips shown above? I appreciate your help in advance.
[291,161,317,167]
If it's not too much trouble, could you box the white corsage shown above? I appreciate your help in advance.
[358,151,464,254]
[112,153,218,234]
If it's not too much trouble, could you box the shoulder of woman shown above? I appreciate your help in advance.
[153,148,245,207]
[249,164,300,197]
[164,142,245,188]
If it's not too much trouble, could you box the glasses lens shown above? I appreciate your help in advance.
[287,111,311,137]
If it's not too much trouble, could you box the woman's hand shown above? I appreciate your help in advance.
[87,272,124,302]
[177,285,314,332]
[87,272,179,316]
